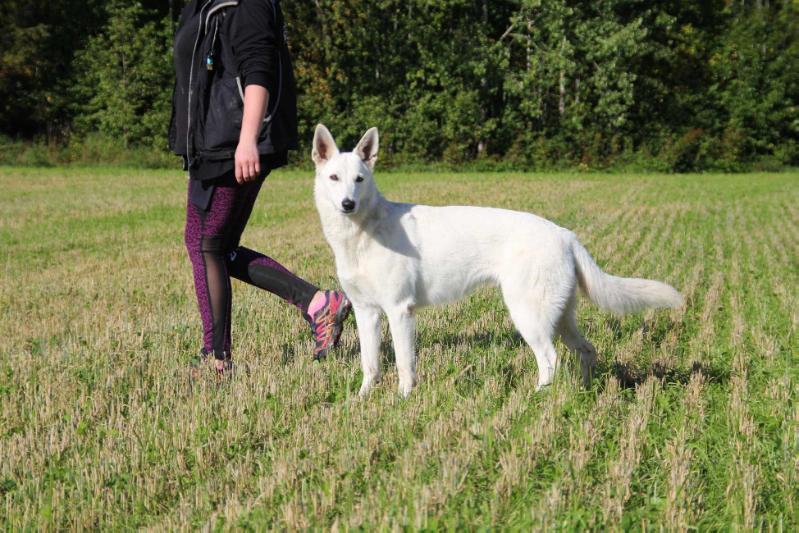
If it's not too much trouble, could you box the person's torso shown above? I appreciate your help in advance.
[169,0,297,173]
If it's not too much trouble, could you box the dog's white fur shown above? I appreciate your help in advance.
[312,125,683,397]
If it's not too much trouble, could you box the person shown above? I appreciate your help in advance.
[168,0,350,376]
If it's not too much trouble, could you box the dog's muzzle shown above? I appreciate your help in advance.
[341,199,356,213]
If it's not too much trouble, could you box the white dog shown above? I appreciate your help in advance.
[312,125,683,397]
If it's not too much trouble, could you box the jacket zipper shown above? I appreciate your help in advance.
[236,76,245,101]
[186,0,214,168]
[205,1,238,27]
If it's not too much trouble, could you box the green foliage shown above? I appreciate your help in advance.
[711,2,799,165]
[499,0,649,165]
[0,133,175,168]
[2,0,798,170]
[70,1,173,149]
[0,0,106,138]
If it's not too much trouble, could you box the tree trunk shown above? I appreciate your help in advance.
[559,38,567,117]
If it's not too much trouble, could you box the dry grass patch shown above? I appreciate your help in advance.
[1,168,796,529]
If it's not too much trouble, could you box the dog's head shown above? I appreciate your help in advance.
[312,124,379,216]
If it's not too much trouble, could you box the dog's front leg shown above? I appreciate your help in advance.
[353,304,382,397]
[387,307,417,397]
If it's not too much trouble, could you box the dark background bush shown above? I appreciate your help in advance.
[1,0,797,171]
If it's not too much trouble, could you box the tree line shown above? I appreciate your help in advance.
[1,0,797,171]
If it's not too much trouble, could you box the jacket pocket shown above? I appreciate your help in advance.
[199,75,243,155]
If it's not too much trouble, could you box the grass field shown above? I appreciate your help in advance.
[1,166,797,530]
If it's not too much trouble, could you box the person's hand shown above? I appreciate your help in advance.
[235,139,260,183]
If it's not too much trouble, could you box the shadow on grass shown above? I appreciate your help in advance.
[424,329,522,350]
[308,328,523,366]
[293,318,729,393]
[598,360,730,389]
[279,335,396,365]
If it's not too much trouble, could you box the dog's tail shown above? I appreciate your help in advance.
[572,239,683,315]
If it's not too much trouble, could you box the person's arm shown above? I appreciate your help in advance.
[232,0,277,183]
[235,85,269,183]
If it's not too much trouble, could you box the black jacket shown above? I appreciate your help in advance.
[168,0,298,171]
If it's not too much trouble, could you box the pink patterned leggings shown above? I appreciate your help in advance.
[184,173,318,359]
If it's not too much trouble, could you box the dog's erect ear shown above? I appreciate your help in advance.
[354,127,379,170]
[312,124,339,166]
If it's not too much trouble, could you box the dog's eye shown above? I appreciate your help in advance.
[355,175,364,183]
[329,174,339,181]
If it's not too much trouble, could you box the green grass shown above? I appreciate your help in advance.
[1,166,797,530]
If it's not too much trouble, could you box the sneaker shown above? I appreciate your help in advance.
[307,290,352,360]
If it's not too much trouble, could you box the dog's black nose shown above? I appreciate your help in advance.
[341,199,356,212]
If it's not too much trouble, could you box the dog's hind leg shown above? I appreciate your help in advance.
[386,305,417,398]
[353,304,382,397]
[557,294,597,389]
[502,287,561,391]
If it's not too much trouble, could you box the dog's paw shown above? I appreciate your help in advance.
[536,366,555,392]
[580,365,594,389]
[398,380,415,398]
[359,375,379,398]
[397,370,417,398]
